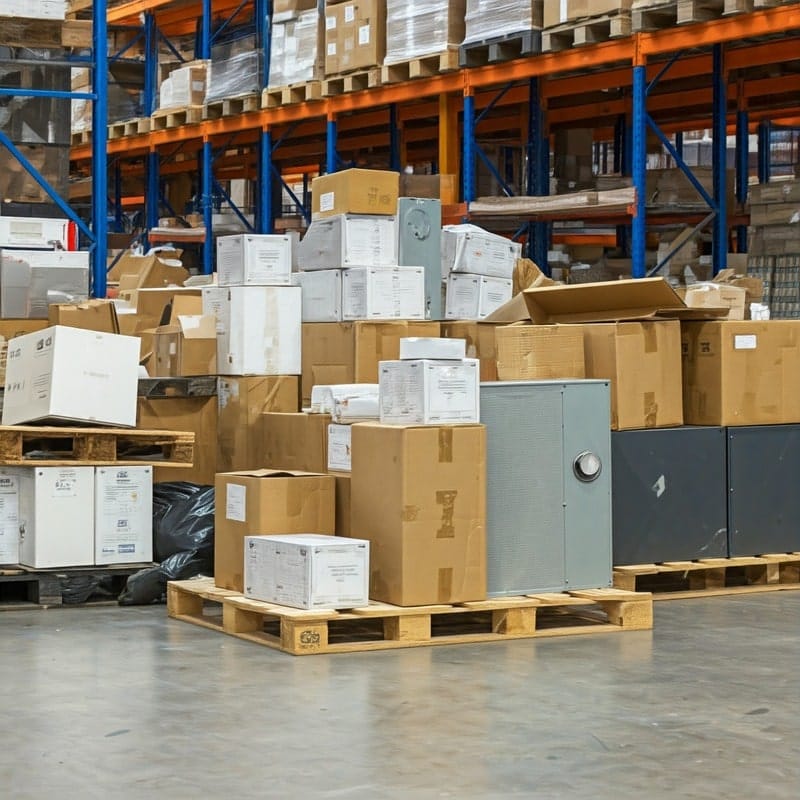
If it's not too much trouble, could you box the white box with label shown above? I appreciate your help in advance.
[399,337,466,361]
[15,466,95,569]
[379,358,481,425]
[94,466,153,565]
[0,472,20,565]
[202,286,301,375]
[342,267,425,320]
[327,423,352,471]
[293,269,343,322]
[216,234,295,286]
[2,326,140,427]
[441,224,522,279]
[296,214,397,270]
[445,272,513,320]
[244,534,369,610]
[0,216,72,249]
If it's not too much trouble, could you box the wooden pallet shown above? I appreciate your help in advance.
[543,12,632,52]
[459,29,543,68]
[381,49,461,85]
[71,129,92,147]
[150,105,204,131]
[0,425,194,468]
[321,70,382,97]
[632,0,743,30]
[168,578,653,656]
[108,117,151,140]
[0,563,153,610]
[203,94,261,120]
[613,554,800,600]
[138,376,217,400]
[0,15,91,48]
[262,81,324,109]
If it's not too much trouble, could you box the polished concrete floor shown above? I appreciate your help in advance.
[1,592,798,799]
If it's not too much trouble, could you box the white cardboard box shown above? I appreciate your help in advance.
[2,326,140,427]
[94,466,153,565]
[379,358,481,425]
[445,272,513,320]
[310,384,379,421]
[244,534,369,609]
[16,466,95,569]
[296,215,397,270]
[293,269,343,322]
[216,234,294,286]
[4,0,65,20]
[0,472,20,565]
[0,249,89,318]
[202,286,301,375]
[342,267,426,320]
[327,423,352,471]
[399,337,466,360]
[441,224,522,279]
[0,217,72,249]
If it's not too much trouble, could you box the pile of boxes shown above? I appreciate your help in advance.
[324,0,386,76]
[268,1,324,89]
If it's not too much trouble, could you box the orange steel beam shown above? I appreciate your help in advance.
[108,0,178,23]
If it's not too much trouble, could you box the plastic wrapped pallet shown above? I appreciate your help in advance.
[205,36,260,104]
[268,9,323,89]
[463,0,543,44]
[385,0,466,64]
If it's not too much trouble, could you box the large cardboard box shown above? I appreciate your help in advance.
[324,1,386,76]
[216,234,294,286]
[214,470,336,591]
[682,321,800,426]
[441,321,500,381]
[350,423,487,606]
[342,267,426,320]
[580,321,683,431]
[2,326,140,427]
[0,473,20,565]
[244,534,369,609]
[0,320,49,387]
[311,168,398,219]
[108,251,189,290]
[495,324,586,381]
[301,320,441,407]
[94,466,153,565]
[441,225,522,280]
[261,412,331,473]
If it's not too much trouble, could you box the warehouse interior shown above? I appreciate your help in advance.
[1,1,799,797]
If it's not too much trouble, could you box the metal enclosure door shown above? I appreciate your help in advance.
[612,427,728,565]
[728,425,800,556]
[397,197,442,320]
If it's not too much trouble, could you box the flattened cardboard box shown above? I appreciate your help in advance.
[214,470,336,592]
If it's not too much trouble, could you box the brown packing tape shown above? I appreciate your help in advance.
[438,568,454,604]
[436,490,457,539]
[643,392,658,428]
[642,324,659,354]
[285,478,307,518]
[438,428,453,463]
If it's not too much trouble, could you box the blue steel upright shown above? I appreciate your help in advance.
[712,44,727,275]
[631,64,647,279]
[201,140,214,273]
[462,93,476,203]
[735,108,749,252]
[92,0,109,297]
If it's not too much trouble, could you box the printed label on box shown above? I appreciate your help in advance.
[358,24,370,46]
[734,335,757,350]
[344,5,355,22]
[319,191,335,213]
[226,483,246,522]
[326,15,336,30]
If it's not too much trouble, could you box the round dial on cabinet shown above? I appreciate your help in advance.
[405,208,431,241]
[573,451,602,482]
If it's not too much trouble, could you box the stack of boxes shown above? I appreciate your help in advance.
[324,0,386,76]
[462,0,543,44]
[384,0,465,64]
[268,0,324,90]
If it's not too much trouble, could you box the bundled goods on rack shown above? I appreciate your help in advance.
[205,34,260,104]
[544,0,632,26]
[324,0,386,75]
[462,0,543,44]
[383,0,466,65]
[646,167,736,210]
[268,5,324,89]
[159,62,207,110]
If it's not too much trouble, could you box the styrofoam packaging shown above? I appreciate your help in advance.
[0,216,72,249]
[310,384,379,421]
[2,326,140,427]
[244,534,370,610]
[0,472,20,565]
[342,267,426,320]
[216,234,295,286]
[15,466,95,569]
[445,272,513,320]
[441,224,522,279]
[399,337,467,361]
[296,215,398,270]
[293,269,343,322]
[327,424,353,472]
[202,286,301,375]
[379,358,481,425]
[94,467,154,565]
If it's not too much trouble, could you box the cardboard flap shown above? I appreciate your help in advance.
[48,300,120,334]
[221,469,325,479]
[176,314,217,338]
[483,292,531,323]
[170,294,204,320]
[108,251,189,289]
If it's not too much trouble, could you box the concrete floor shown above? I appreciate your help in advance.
[0,593,798,799]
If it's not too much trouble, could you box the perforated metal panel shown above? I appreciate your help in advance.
[481,381,612,596]
[397,198,442,320]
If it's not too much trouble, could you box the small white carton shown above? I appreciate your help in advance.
[296,214,397,270]
[94,466,153,565]
[445,273,513,320]
[441,224,522,279]
[244,534,369,610]
[399,337,466,361]
[327,423,353,472]
[293,269,343,322]
[0,217,72,250]
[0,472,20,565]
[216,234,295,286]
[310,384,379,421]
[379,358,480,425]
[342,267,425,320]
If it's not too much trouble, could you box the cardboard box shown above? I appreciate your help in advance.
[0,473,20,565]
[132,288,202,332]
[0,320,50,387]
[684,283,747,321]
[153,309,217,377]
[327,423,352,471]
[94,466,153,565]
[311,168,398,220]
[216,234,294,286]
[261,412,331,473]
[159,63,206,109]
[296,214,398,270]
[440,321,500,381]
[108,252,189,290]
[379,359,480,425]
[2,326,140,427]
[682,321,800,426]
[495,324,586,381]
[324,1,386,77]
[15,466,95,569]
[293,269,343,322]
[48,300,120,333]
[441,225,522,279]
[350,423,487,606]
[202,286,301,376]
[399,337,466,361]
[580,320,683,430]
[342,267,426,320]
[244,534,369,609]
[400,174,458,204]
[214,470,336,591]
[217,376,299,472]
[445,273,513,320]
[301,320,441,406]
[330,470,351,537]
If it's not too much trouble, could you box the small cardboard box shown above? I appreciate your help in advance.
[244,534,369,609]
[216,234,294,286]
[442,225,522,280]
[48,300,120,333]
[214,470,336,592]
[107,251,189,290]
[495,324,586,381]
[311,168,398,219]
[261,412,331,474]
[446,273,513,320]
[153,311,217,377]
[350,423,487,606]
[94,466,153,565]
[684,283,747,321]
[342,267,426,321]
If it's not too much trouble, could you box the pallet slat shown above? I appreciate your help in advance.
[543,12,631,52]
[381,50,460,85]
[459,29,542,68]
[150,106,204,131]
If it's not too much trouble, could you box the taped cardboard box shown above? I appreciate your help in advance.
[495,324,586,381]
[48,300,120,333]
[311,168,398,220]
[261,412,331,474]
[682,320,800,426]
[440,321,501,381]
[350,422,487,606]
[214,470,336,592]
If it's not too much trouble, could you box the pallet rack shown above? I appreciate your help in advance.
[69,1,800,290]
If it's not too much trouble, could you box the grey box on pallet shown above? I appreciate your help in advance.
[480,380,612,596]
